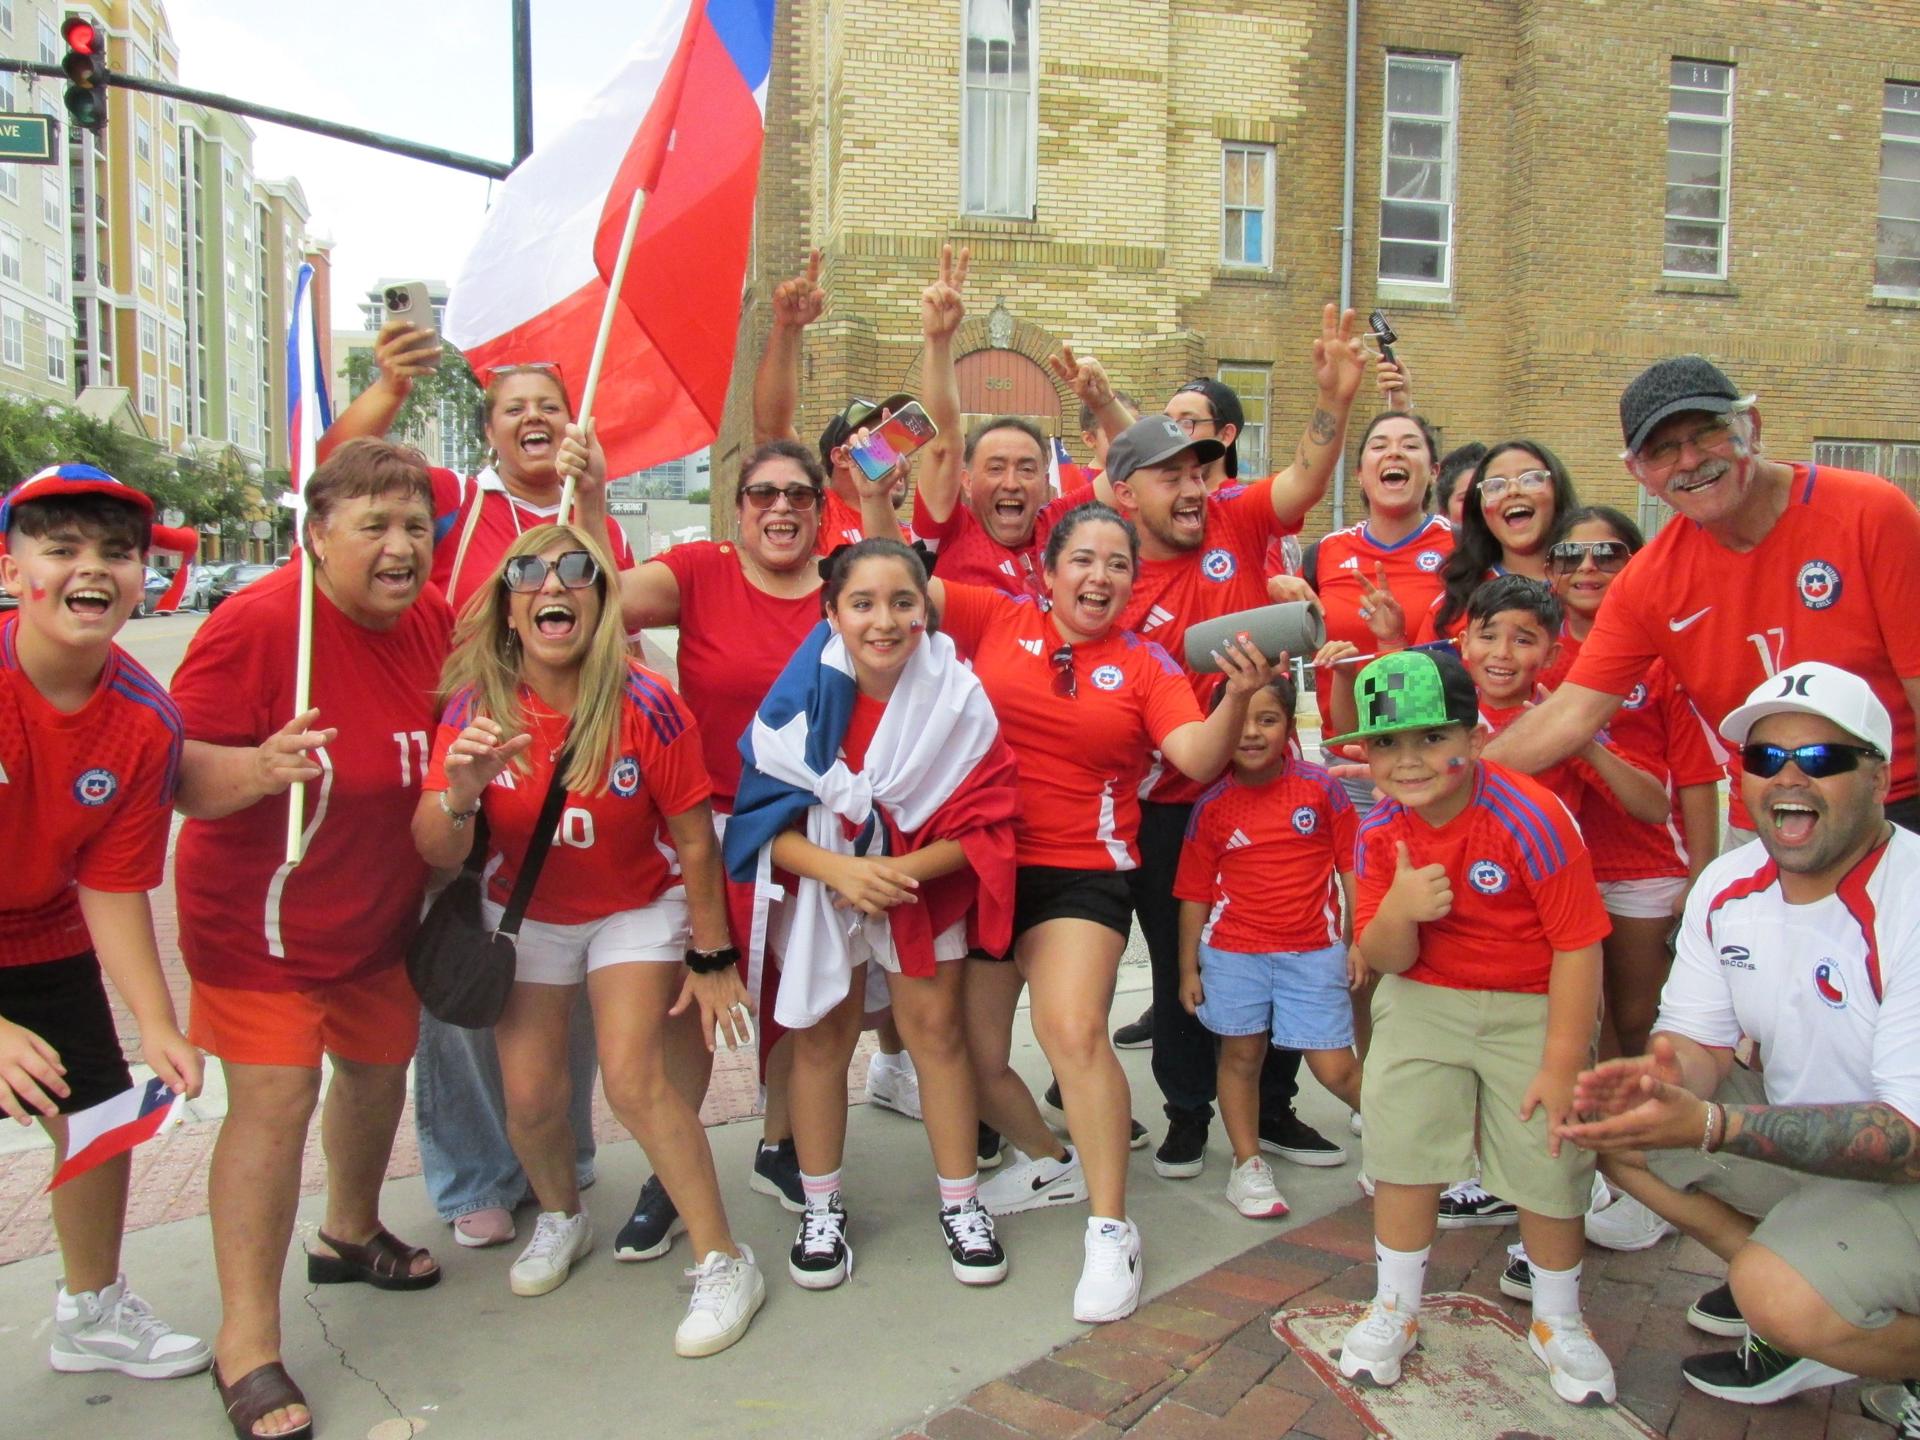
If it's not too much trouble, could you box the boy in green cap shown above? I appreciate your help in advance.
[1331,647,1615,1405]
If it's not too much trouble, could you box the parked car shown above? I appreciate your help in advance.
[133,567,173,618]
[207,563,276,611]
[183,562,236,611]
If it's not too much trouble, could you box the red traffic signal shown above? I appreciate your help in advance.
[62,14,108,135]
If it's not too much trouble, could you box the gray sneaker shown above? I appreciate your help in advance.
[51,1275,212,1379]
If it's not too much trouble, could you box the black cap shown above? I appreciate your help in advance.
[1619,356,1742,455]
[1106,415,1226,486]
[1173,379,1245,478]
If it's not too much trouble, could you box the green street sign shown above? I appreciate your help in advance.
[0,115,57,164]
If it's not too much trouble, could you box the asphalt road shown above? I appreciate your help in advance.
[119,608,205,686]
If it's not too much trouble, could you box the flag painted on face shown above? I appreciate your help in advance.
[280,262,333,536]
[444,0,776,477]
[45,1076,184,1192]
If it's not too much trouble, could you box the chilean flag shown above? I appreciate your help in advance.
[281,261,332,533]
[445,1,776,477]
[46,1077,185,1192]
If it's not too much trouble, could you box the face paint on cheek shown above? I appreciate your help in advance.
[909,620,924,632]
[1446,756,1468,771]
[28,581,46,601]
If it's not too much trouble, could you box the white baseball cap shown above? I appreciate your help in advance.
[1719,661,1893,756]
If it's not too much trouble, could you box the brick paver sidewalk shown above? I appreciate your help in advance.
[897,1201,1893,1440]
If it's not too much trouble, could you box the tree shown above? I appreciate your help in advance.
[342,346,486,470]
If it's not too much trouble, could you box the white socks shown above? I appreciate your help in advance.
[1375,1239,1430,1317]
[1530,1257,1583,1318]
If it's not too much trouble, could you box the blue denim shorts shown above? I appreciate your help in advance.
[1194,941,1355,1051]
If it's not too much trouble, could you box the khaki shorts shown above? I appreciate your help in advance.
[1362,974,1595,1219]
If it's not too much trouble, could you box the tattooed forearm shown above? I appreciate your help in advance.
[1309,407,1338,444]
[1719,1101,1920,1184]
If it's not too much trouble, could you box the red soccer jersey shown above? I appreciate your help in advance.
[939,583,1201,869]
[912,489,1084,600]
[1173,762,1358,952]
[1118,477,1296,805]
[1353,760,1611,994]
[172,565,453,991]
[426,662,711,927]
[1477,699,1594,813]
[1308,516,1454,733]
[429,469,637,613]
[813,489,911,555]
[1578,660,1722,882]
[0,619,181,967]
[1567,465,1920,807]
[652,540,821,809]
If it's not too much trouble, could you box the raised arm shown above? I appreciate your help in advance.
[1271,305,1368,528]
[915,245,969,525]
[1158,637,1276,782]
[752,249,825,446]
[1046,345,1132,504]
[1483,681,1623,775]
[620,558,684,634]
[317,320,441,463]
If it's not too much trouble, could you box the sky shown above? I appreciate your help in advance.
[169,0,638,331]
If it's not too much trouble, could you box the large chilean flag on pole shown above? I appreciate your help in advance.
[445,0,776,477]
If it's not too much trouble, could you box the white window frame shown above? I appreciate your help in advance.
[44,318,65,382]
[0,225,21,284]
[36,16,55,65]
[137,244,154,292]
[136,118,153,164]
[1664,60,1735,279]
[0,165,16,204]
[1220,143,1275,269]
[137,180,153,226]
[166,328,183,368]
[42,171,61,229]
[138,312,157,355]
[1378,53,1459,291]
[1,302,23,367]
[1877,81,1920,299]
[140,375,157,417]
[44,247,63,302]
[1216,363,1273,479]
[0,1,15,37]
[1813,439,1920,505]
[960,0,1038,220]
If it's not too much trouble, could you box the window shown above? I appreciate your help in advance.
[1666,60,1734,278]
[42,172,61,229]
[37,16,55,64]
[44,248,63,302]
[1220,144,1274,267]
[1813,440,1920,505]
[1,302,22,367]
[168,389,182,429]
[1877,83,1920,298]
[1379,55,1457,288]
[0,227,20,284]
[961,0,1036,218]
[226,313,236,344]
[226,258,236,291]
[164,204,178,250]
[166,268,179,306]
[137,181,153,226]
[139,313,157,354]
[136,119,153,164]
[138,245,154,291]
[1216,363,1272,478]
[130,45,152,79]
[44,318,65,382]
[0,166,15,204]
[0,0,14,36]
[163,100,175,127]
[166,329,183,368]
[140,377,157,417]
[163,145,177,188]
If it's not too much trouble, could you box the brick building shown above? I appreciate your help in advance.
[712,0,1920,541]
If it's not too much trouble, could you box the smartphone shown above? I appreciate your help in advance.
[850,401,938,481]
[382,281,442,368]
[1368,309,1397,366]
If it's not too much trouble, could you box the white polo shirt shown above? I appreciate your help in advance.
[1655,825,1920,1122]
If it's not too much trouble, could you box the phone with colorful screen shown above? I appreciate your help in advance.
[850,402,938,481]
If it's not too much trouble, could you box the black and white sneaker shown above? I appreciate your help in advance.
[1680,1333,1851,1404]
[1258,1111,1347,1168]
[1154,1109,1209,1179]
[938,1198,1008,1286]
[1043,1078,1150,1148]
[613,1174,685,1261]
[788,1194,853,1290]
[977,1122,1005,1171]
[1686,1281,1746,1338]
[1113,1006,1154,1049]
[1498,1243,1532,1301]
[1436,1179,1519,1228]
[751,1138,804,1213]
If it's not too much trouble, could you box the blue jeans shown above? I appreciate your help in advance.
[414,995,600,1221]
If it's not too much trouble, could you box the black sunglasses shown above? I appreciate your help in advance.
[1741,741,1882,780]
[1547,540,1632,574]
[1050,644,1076,699]
[741,483,821,511]
[503,550,599,593]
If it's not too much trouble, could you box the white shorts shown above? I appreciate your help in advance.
[481,893,690,986]
[1597,875,1688,921]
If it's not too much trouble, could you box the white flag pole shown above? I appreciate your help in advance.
[284,263,322,865]
[285,553,315,863]
[560,188,648,526]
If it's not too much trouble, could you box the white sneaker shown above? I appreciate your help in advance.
[1530,1312,1618,1405]
[509,1210,594,1297]
[50,1276,212,1379]
[979,1145,1088,1216]
[1337,1297,1420,1386]
[1584,1189,1676,1252]
[1073,1217,1142,1323]
[1356,1170,1376,1198]
[866,1053,923,1120]
[1225,1156,1291,1219]
[1349,1111,1364,1136]
[674,1246,766,1358]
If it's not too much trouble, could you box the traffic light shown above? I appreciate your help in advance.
[61,15,108,137]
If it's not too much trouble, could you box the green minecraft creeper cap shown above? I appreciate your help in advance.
[1328,647,1479,746]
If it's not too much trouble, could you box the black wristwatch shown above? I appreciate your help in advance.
[685,944,741,975]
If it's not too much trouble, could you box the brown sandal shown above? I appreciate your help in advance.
[214,1359,313,1440]
[306,1226,441,1291]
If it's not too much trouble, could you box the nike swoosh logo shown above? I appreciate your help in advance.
[1669,607,1712,631]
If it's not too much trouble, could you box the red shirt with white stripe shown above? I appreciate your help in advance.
[813,489,910,555]
[913,485,1092,600]
[1578,658,1722,882]
[1306,516,1453,733]
[171,565,453,991]
[1173,762,1358,953]
[425,662,711,926]
[1118,477,1297,805]
[1354,760,1611,993]
[1657,828,1920,1120]
[0,619,181,967]
[429,468,637,613]
[939,583,1201,869]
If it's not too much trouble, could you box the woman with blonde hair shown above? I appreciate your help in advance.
[413,522,764,1358]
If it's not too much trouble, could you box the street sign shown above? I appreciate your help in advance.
[0,115,58,164]
[250,520,273,540]
[608,500,649,516]
[162,507,186,528]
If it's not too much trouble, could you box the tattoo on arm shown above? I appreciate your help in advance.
[1309,407,1338,444]
[1292,443,1311,474]
[1720,1101,1920,1184]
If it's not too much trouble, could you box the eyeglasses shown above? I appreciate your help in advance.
[1169,415,1217,436]
[1477,469,1553,503]
[1740,741,1882,780]
[1546,540,1633,574]
[1050,644,1076,699]
[1631,416,1737,478]
[503,550,599,593]
[741,483,822,511]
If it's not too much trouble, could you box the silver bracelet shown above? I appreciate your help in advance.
[438,790,479,829]
[1700,1101,1724,1156]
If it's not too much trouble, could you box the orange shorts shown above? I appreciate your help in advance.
[188,963,420,1069]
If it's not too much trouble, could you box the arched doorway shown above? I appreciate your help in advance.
[955,348,1062,443]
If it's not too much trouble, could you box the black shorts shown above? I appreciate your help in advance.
[0,951,132,1113]
[969,866,1134,961]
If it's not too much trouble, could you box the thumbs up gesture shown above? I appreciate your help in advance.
[1388,842,1453,923]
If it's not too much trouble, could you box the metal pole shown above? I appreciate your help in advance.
[1335,0,1358,529]
[511,0,534,167]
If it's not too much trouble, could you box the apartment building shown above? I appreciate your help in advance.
[0,2,77,403]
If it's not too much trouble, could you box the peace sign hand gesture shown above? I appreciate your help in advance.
[1355,563,1408,646]
[1045,343,1114,413]
[921,244,970,343]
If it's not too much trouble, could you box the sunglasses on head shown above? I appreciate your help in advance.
[1050,644,1076,699]
[503,550,599,593]
[1740,741,1882,780]
[1547,540,1632,574]
[741,483,821,511]
[479,361,564,387]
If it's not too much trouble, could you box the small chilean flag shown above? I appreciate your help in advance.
[446,0,776,478]
[280,261,332,533]
[46,1077,185,1192]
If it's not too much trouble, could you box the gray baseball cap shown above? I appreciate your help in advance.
[1106,415,1225,485]
[1619,355,1742,455]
